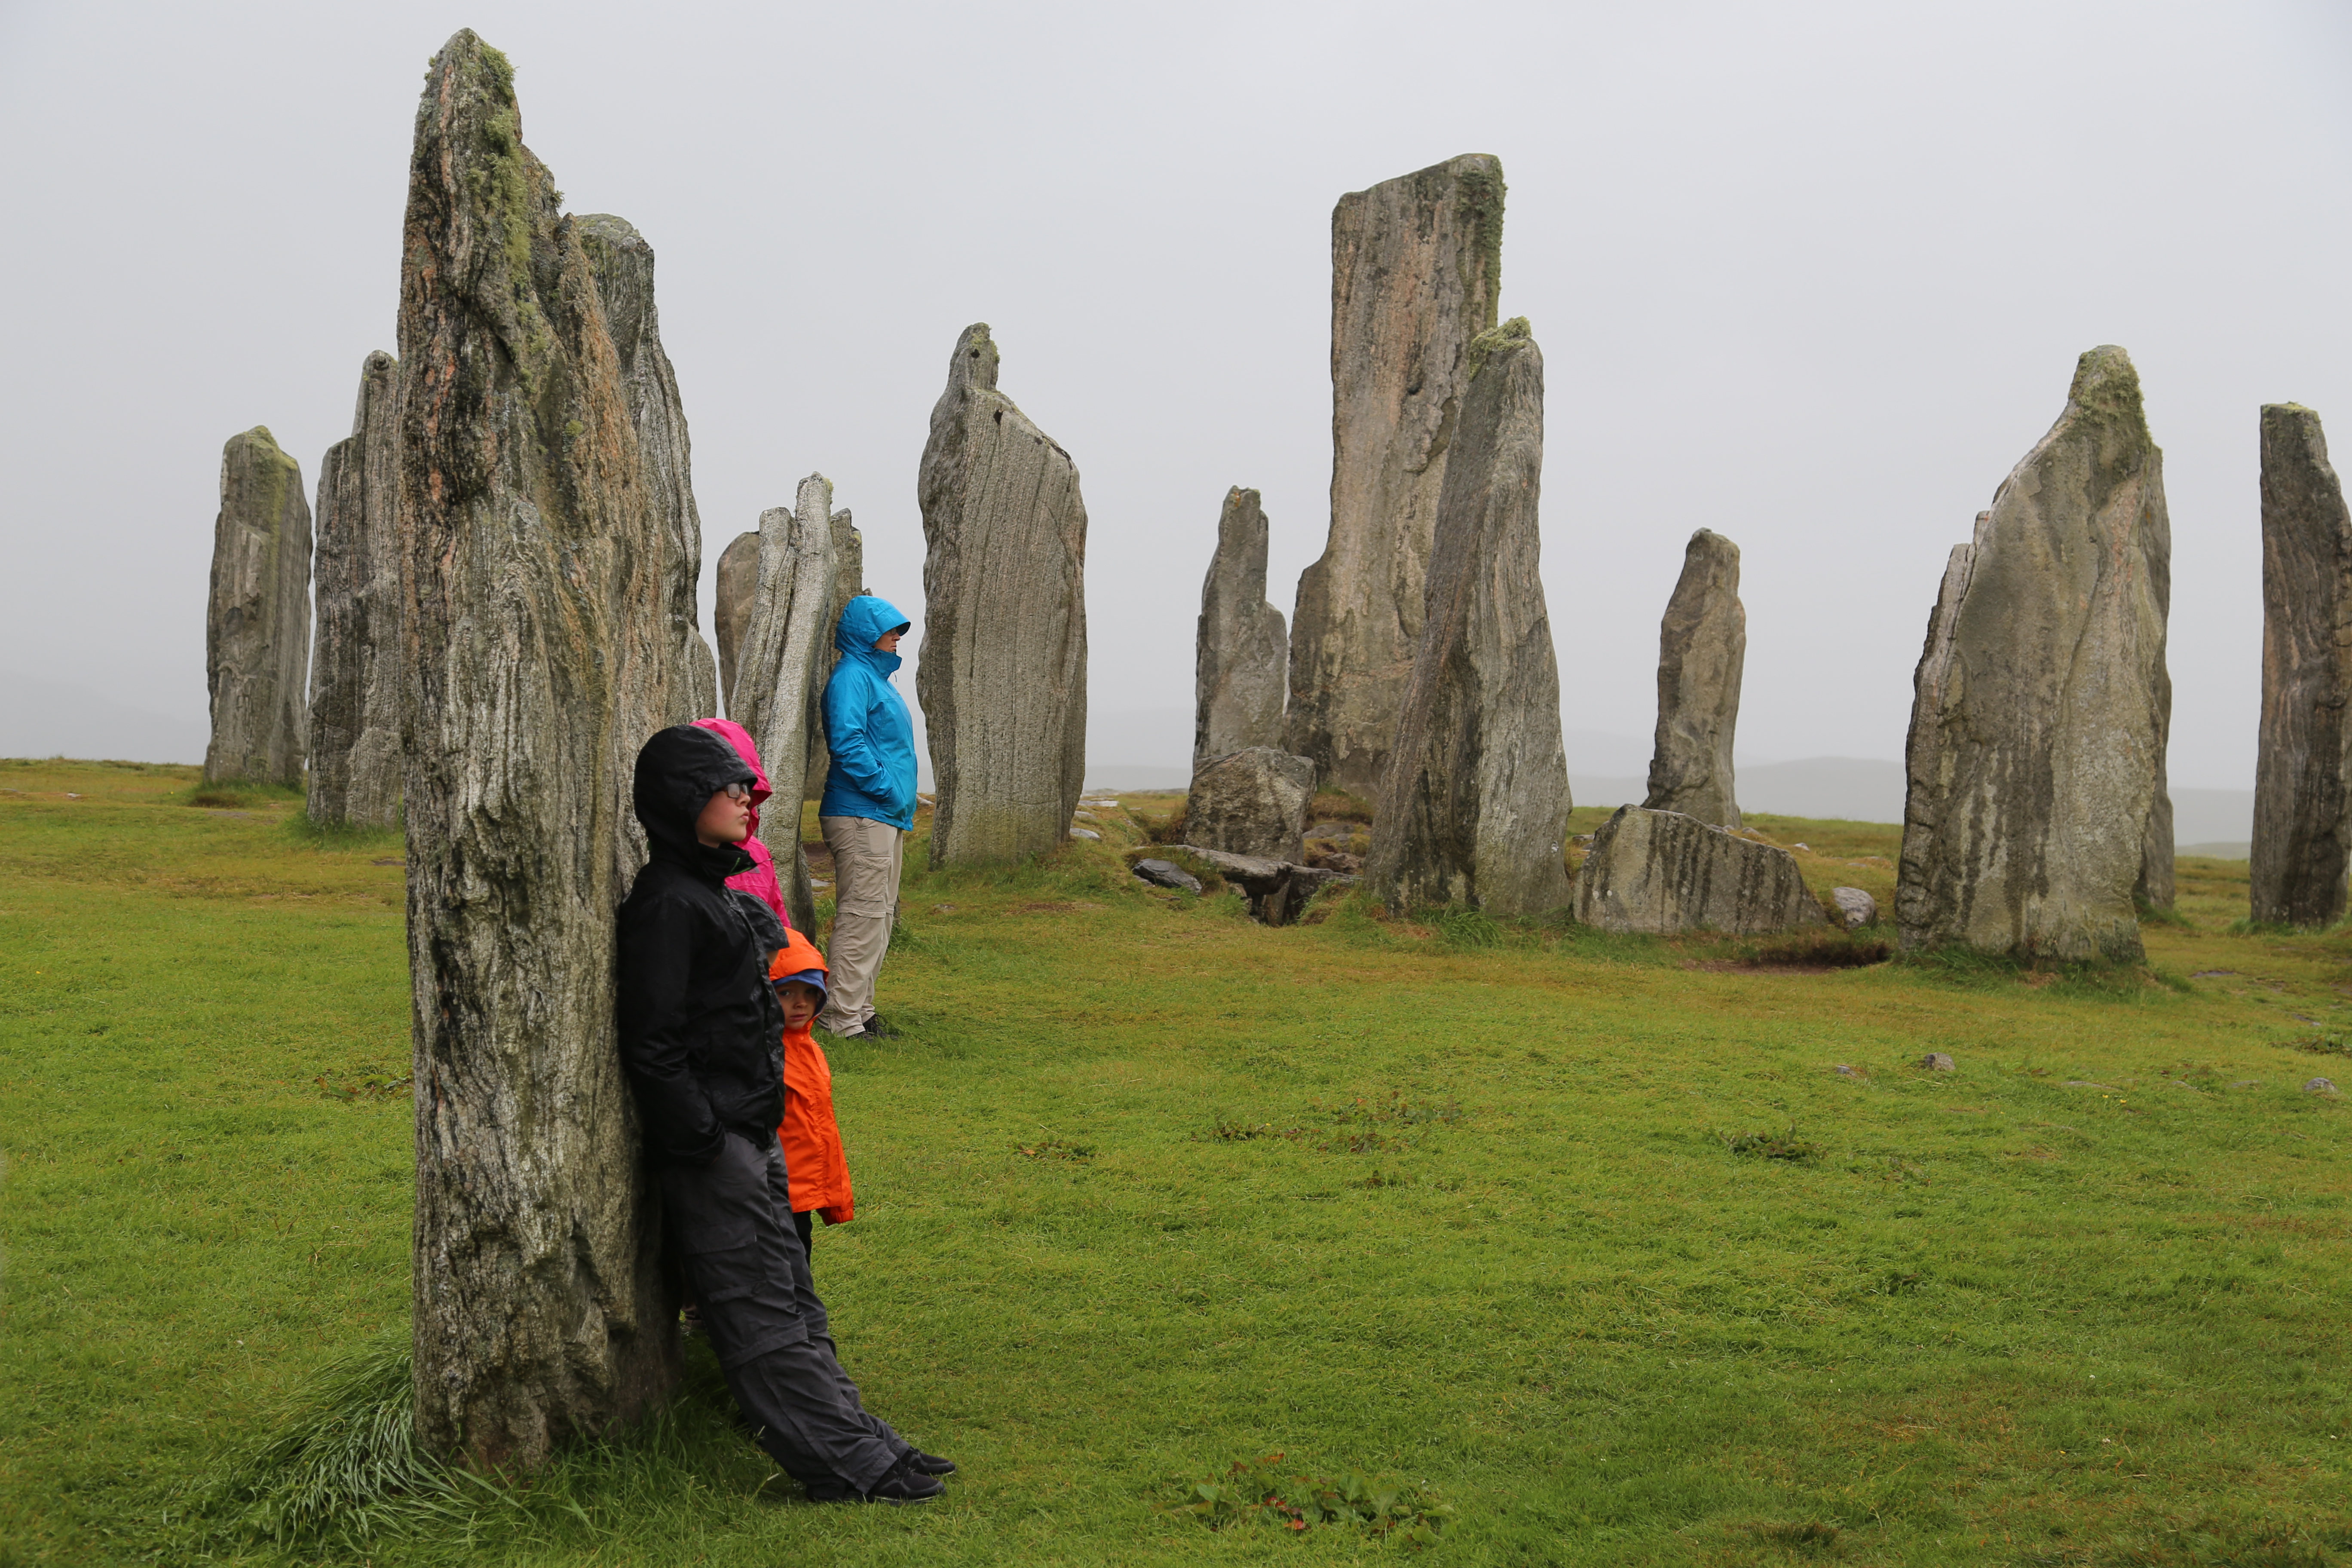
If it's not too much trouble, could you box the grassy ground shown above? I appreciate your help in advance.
[3,758,2349,1566]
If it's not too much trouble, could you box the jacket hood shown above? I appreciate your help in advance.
[766,927,830,1003]
[835,594,912,668]
[692,717,772,835]
[633,724,759,873]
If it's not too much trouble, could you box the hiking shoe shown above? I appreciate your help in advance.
[863,1456,945,1504]
[861,1014,902,1038]
[905,1449,956,1476]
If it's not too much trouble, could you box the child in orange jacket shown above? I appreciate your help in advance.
[767,928,856,1268]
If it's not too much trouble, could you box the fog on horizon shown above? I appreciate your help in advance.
[2,0,2346,793]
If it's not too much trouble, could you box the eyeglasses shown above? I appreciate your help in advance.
[721,781,754,803]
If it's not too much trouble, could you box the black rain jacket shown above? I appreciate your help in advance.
[617,724,790,1166]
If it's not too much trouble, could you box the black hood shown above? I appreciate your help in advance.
[634,724,759,878]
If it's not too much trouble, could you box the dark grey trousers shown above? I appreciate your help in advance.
[660,1130,906,1491]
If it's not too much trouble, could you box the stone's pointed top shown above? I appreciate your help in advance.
[1687,528,1740,563]
[945,323,999,397]
[2067,344,2146,424]
[1351,151,1503,196]
[1465,317,1535,383]
[575,213,647,250]
[235,426,281,450]
[350,353,397,435]
[793,473,834,521]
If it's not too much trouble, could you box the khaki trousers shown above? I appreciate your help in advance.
[818,815,903,1034]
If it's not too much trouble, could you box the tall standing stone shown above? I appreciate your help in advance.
[203,426,312,786]
[802,507,865,802]
[396,30,682,1469]
[307,352,403,827]
[916,324,1088,867]
[1286,153,1504,797]
[1642,529,1744,828]
[1365,320,1571,917]
[714,529,758,715]
[579,213,720,723]
[1194,487,1288,762]
[2252,404,2352,926]
[1895,346,2172,963]
[732,473,840,932]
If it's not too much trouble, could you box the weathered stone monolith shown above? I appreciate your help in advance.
[1286,154,1504,796]
[579,214,720,723]
[1643,529,1744,828]
[396,29,681,1468]
[204,427,312,787]
[917,324,1088,867]
[1572,805,1826,934]
[1364,320,1571,919]
[733,473,841,932]
[802,507,865,802]
[1895,346,2172,962]
[1186,747,1315,861]
[2253,403,2352,926]
[307,353,402,826]
[1195,487,1288,761]
[715,530,758,714]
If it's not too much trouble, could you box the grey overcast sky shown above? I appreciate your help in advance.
[2,0,2347,788]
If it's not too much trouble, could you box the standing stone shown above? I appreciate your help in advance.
[732,474,840,933]
[802,506,866,802]
[307,353,403,827]
[396,30,681,1469]
[714,530,758,715]
[1186,746,1315,861]
[1643,529,1744,828]
[1572,805,1826,935]
[1286,154,1504,797]
[1895,346,2172,963]
[1365,319,1571,918]
[916,324,1088,867]
[579,214,720,724]
[204,427,312,787]
[2252,404,2352,926]
[1195,487,1288,761]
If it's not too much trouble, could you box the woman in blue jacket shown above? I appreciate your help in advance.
[817,594,918,1040]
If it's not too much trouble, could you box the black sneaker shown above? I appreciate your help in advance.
[861,1014,902,1039]
[863,1455,945,1504]
[905,1449,956,1476]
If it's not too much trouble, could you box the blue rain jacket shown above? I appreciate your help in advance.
[819,595,918,830]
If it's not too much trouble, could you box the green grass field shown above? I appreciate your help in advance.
[4,757,2349,1566]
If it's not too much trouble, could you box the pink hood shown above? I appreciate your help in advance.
[692,717,790,929]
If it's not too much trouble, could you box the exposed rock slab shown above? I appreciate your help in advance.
[714,530,758,715]
[1895,346,2172,962]
[1365,320,1571,918]
[1195,487,1287,760]
[204,426,312,786]
[1571,805,1825,935]
[579,214,719,724]
[916,324,1088,866]
[1286,154,1505,796]
[395,29,679,1467]
[1643,528,1744,828]
[1132,858,1202,894]
[2252,403,2352,926]
[307,353,402,824]
[1185,746,1315,861]
[732,474,840,933]
[1830,887,1878,930]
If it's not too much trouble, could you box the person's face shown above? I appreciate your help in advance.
[777,980,822,1029]
[695,781,754,847]
[874,628,905,654]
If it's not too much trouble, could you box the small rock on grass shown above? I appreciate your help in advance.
[1833,1064,1866,1079]
[1132,858,1203,894]
[1831,887,1877,929]
[1919,1052,1955,1072]
[1069,827,1101,840]
[2306,1077,2338,1094]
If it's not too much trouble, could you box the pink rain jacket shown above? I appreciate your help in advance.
[691,717,791,929]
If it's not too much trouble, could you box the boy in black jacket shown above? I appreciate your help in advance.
[617,725,952,1504]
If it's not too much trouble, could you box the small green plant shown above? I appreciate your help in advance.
[1174,1452,1454,1547]
[2279,1036,2352,1058]
[1432,907,1503,949]
[1722,1125,1822,1162]
[314,1068,412,1103]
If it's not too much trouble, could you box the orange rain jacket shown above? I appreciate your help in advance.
[767,929,855,1224]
